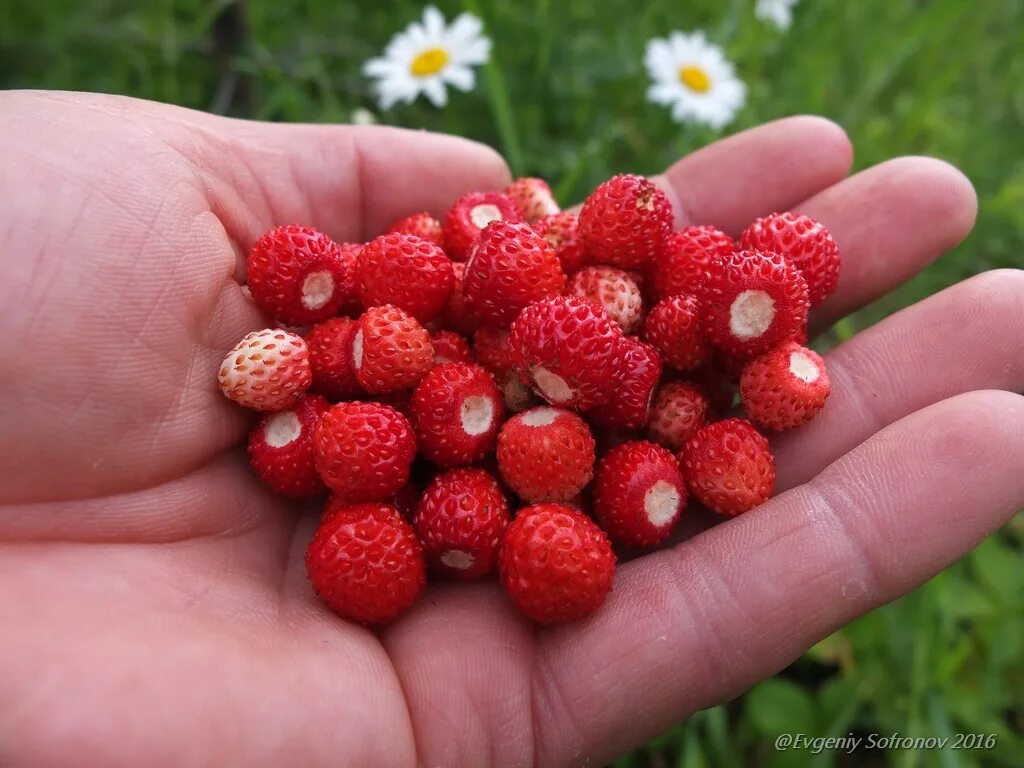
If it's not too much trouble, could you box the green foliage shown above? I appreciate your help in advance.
[2,1,1021,764]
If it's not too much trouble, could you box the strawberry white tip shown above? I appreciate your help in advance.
[352,329,364,371]
[263,410,303,448]
[460,395,495,436]
[470,204,503,229]
[521,407,559,427]
[729,290,776,340]
[788,350,820,383]
[532,366,573,404]
[440,549,476,570]
[644,480,681,527]
[301,270,335,310]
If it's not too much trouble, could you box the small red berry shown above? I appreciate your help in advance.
[567,266,644,335]
[411,363,504,467]
[740,341,831,430]
[248,394,330,497]
[306,502,425,624]
[496,406,596,503]
[587,337,661,430]
[647,381,710,452]
[443,191,523,261]
[505,177,560,224]
[534,211,587,275]
[681,418,775,516]
[653,226,735,301]
[218,328,311,411]
[593,441,687,547]
[356,233,454,323]
[578,174,673,270]
[740,212,840,306]
[306,317,362,400]
[430,330,473,365]
[499,503,616,624]
[352,305,434,393]
[642,294,709,371]
[413,467,510,580]
[440,261,477,336]
[313,402,416,503]
[387,211,444,247]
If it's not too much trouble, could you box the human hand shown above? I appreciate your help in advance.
[1,91,1021,767]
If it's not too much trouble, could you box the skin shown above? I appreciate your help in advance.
[0,90,1022,767]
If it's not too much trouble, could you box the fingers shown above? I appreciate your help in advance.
[653,115,852,232]
[775,269,1024,490]
[531,390,1024,766]
[800,156,978,330]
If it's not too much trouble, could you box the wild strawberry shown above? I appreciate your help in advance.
[587,338,661,430]
[335,242,365,317]
[472,328,514,380]
[387,211,444,247]
[443,191,523,261]
[593,441,687,547]
[351,305,434,393]
[413,467,510,580]
[440,262,477,336]
[534,211,587,275]
[647,381,710,452]
[411,363,504,467]
[430,330,473,365]
[218,328,311,411]
[306,501,425,624]
[740,341,831,430]
[642,294,709,371]
[305,317,363,400]
[740,212,840,306]
[507,295,623,410]
[505,177,560,224]
[567,266,644,335]
[681,418,775,516]
[653,226,735,301]
[314,401,416,502]
[578,174,673,270]
[247,225,355,325]
[496,406,595,502]
[499,503,616,624]
[248,394,330,497]
[703,250,810,359]
[356,233,454,324]
[463,221,565,329]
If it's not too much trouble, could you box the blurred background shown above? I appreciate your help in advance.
[2,0,1021,765]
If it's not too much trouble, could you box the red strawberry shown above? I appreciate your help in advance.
[352,305,434,393]
[306,501,425,624]
[505,177,560,224]
[647,381,710,452]
[463,221,565,329]
[472,328,514,380]
[642,294,709,371]
[218,328,311,411]
[248,394,330,497]
[740,341,831,430]
[313,401,416,502]
[496,406,595,502]
[443,191,523,261]
[247,225,356,325]
[740,212,840,306]
[681,418,775,516]
[567,266,644,335]
[387,211,444,247]
[430,330,473,365]
[499,503,616,624]
[534,211,587,275]
[703,250,810,359]
[587,337,661,430]
[507,295,623,410]
[413,467,510,579]
[356,233,454,323]
[440,262,477,336]
[593,440,687,546]
[305,317,363,400]
[411,363,504,467]
[653,226,735,301]
[578,174,673,270]
[335,242,365,317]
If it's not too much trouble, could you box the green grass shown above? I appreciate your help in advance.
[3,1,1022,764]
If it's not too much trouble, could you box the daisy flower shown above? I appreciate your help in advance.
[756,0,800,30]
[644,32,747,131]
[362,6,492,110]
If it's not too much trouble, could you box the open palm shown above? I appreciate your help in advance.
[1,91,1022,767]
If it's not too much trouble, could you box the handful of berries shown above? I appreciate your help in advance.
[218,174,840,625]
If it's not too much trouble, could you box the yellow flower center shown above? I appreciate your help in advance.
[679,65,711,93]
[410,47,450,77]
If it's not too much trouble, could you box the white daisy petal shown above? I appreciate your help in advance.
[423,6,446,37]
[448,12,484,44]
[443,65,476,91]
[422,77,448,107]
